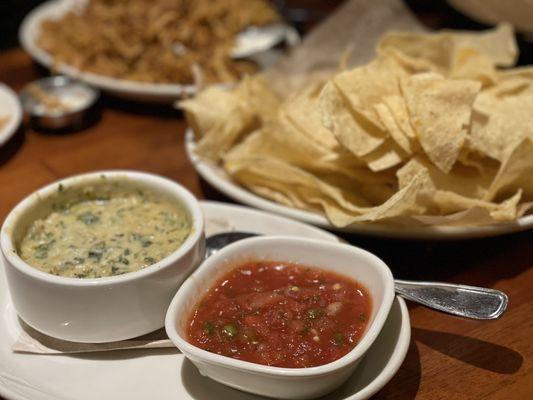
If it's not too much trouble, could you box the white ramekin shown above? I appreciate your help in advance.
[1,170,205,343]
[165,236,395,399]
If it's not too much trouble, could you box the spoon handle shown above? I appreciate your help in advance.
[394,279,508,320]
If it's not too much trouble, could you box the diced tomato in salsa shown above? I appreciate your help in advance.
[186,261,371,368]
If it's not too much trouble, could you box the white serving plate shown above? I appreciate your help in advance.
[19,0,298,103]
[0,201,410,400]
[0,83,22,147]
[19,0,195,103]
[185,130,533,240]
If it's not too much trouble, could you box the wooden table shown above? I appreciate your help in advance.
[1,42,533,400]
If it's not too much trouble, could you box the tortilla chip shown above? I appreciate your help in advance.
[224,155,372,212]
[319,172,428,226]
[179,86,239,139]
[457,23,517,67]
[183,24,532,228]
[282,82,341,150]
[396,157,521,221]
[319,81,385,157]
[236,76,282,121]
[485,137,533,201]
[401,73,481,173]
[332,54,410,129]
[450,47,497,86]
[225,120,392,185]
[429,190,521,221]
[397,156,493,199]
[411,190,522,225]
[362,141,405,172]
[378,23,517,72]
[380,47,437,75]
[456,144,498,175]
[470,78,533,161]
[374,102,413,153]
[181,86,257,161]
[382,95,417,140]
[180,77,281,161]
[225,154,435,226]
[247,181,310,210]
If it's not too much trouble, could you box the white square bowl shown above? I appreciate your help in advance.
[165,236,395,399]
[1,170,205,343]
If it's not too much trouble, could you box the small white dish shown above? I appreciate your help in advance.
[19,75,99,130]
[165,236,395,399]
[0,83,23,147]
[0,170,205,343]
[0,201,410,400]
[185,129,533,240]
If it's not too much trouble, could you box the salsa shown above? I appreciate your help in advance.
[186,261,371,368]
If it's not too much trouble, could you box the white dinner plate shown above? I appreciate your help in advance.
[185,130,533,239]
[19,0,195,103]
[19,0,298,103]
[0,84,22,147]
[0,201,410,400]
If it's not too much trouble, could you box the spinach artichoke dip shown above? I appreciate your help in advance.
[18,184,192,279]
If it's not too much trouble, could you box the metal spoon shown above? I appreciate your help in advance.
[205,232,508,320]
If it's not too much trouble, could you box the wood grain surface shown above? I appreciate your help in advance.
[1,29,532,400]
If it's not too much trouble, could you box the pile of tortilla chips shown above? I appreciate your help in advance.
[181,24,533,227]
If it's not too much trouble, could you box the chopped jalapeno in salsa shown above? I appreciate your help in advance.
[186,261,371,368]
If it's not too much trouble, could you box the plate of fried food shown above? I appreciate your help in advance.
[0,83,22,147]
[183,24,533,239]
[19,0,297,102]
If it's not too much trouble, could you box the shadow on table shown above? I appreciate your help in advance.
[412,328,523,375]
[0,124,25,166]
[199,176,237,204]
[100,93,182,119]
[371,341,422,400]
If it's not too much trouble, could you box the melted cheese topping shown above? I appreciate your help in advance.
[19,192,191,278]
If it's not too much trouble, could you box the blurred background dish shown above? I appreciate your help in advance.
[19,75,99,130]
[19,0,299,102]
[448,0,533,36]
[0,83,22,148]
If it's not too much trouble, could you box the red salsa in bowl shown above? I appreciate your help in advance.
[186,261,371,368]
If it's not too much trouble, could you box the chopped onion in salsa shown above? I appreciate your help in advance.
[186,261,371,368]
